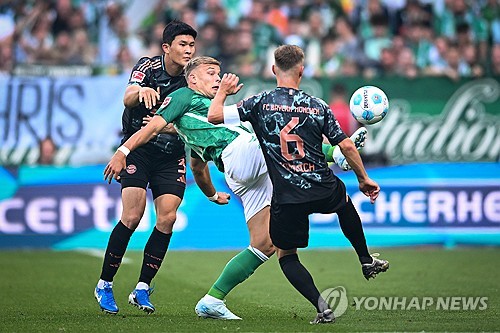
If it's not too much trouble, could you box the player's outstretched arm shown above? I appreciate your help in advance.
[208,73,243,124]
[338,138,380,203]
[123,85,160,109]
[103,115,167,183]
[190,156,230,205]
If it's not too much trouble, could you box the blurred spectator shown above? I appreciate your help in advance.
[143,22,165,57]
[395,47,419,78]
[329,83,359,135]
[437,44,471,80]
[490,44,500,76]
[481,0,500,44]
[196,21,222,59]
[247,0,283,75]
[378,47,398,76]
[267,1,288,36]
[283,17,307,49]
[462,43,484,77]
[393,0,432,36]
[426,35,449,71]
[116,45,135,74]
[304,10,328,77]
[334,16,365,67]
[316,36,341,77]
[363,14,392,63]
[352,0,390,40]
[435,0,488,62]
[38,136,57,165]
[340,59,361,76]
[0,0,497,79]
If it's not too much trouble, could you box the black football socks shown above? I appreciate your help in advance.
[100,221,133,281]
[279,253,329,313]
[337,198,372,264]
[138,227,172,285]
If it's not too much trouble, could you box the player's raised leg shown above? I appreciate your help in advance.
[336,196,389,279]
[331,127,368,171]
[195,206,273,320]
[195,149,274,320]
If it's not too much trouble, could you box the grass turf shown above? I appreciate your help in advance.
[0,247,499,332]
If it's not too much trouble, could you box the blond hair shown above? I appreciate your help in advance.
[184,56,221,77]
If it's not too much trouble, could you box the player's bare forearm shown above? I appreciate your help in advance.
[123,85,141,108]
[124,85,160,109]
[125,116,166,151]
[190,157,230,205]
[159,123,178,134]
[208,73,243,124]
[339,139,367,181]
[339,138,380,203]
[207,91,226,124]
[190,157,217,197]
[103,116,166,184]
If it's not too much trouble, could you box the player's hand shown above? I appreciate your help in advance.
[103,151,127,184]
[138,87,160,109]
[142,114,153,127]
[359,178,380,204]
[213,192,231,205]
[220,73,243,95]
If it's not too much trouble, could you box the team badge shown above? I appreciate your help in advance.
[161,97,172,107]
[131,71,145,82]
[126,164,137,174]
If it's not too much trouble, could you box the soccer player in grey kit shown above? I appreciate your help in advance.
[208,45,389,324]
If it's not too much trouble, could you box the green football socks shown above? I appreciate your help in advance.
[322,143,336,162]
[207,247,267,300]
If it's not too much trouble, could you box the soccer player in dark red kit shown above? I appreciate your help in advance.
[208,45,389,324]
[94,20,197,315]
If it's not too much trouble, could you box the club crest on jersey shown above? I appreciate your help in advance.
[131,71,145,82]
[161,97,172,107]
[126,164,137,174]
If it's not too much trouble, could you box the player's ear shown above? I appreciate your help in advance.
[162,43,170,54]
[298,65,304,78]
[188,73,197,84]
[271,65,276,76]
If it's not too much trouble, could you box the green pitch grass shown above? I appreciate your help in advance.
[1,247,499,332]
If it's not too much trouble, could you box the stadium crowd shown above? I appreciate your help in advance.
[0,0,499,79]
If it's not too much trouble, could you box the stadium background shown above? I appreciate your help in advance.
[1,1,500,332]
[0,0,498,249]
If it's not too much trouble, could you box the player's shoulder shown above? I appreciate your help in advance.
[132,55,162,71]
[168,86,194,99]
[150,55,163,69]
[134,56,153,68]
[301,90,329,109]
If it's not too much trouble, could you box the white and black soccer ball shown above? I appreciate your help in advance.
[349,86,389,125]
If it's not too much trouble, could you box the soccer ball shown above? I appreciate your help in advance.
[349,86,389,125]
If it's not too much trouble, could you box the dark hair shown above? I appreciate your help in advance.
[274,45,304,71]
[162,20,197,44]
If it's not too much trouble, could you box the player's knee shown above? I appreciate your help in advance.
[156,211,177,229]
[252,239,275,257]
[121,212,143,230]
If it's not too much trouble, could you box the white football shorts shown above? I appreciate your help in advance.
[221,132,272,222]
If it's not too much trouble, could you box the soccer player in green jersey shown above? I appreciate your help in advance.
[104,56,367,320]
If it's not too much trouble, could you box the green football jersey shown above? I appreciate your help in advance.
[156,87,244,171]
